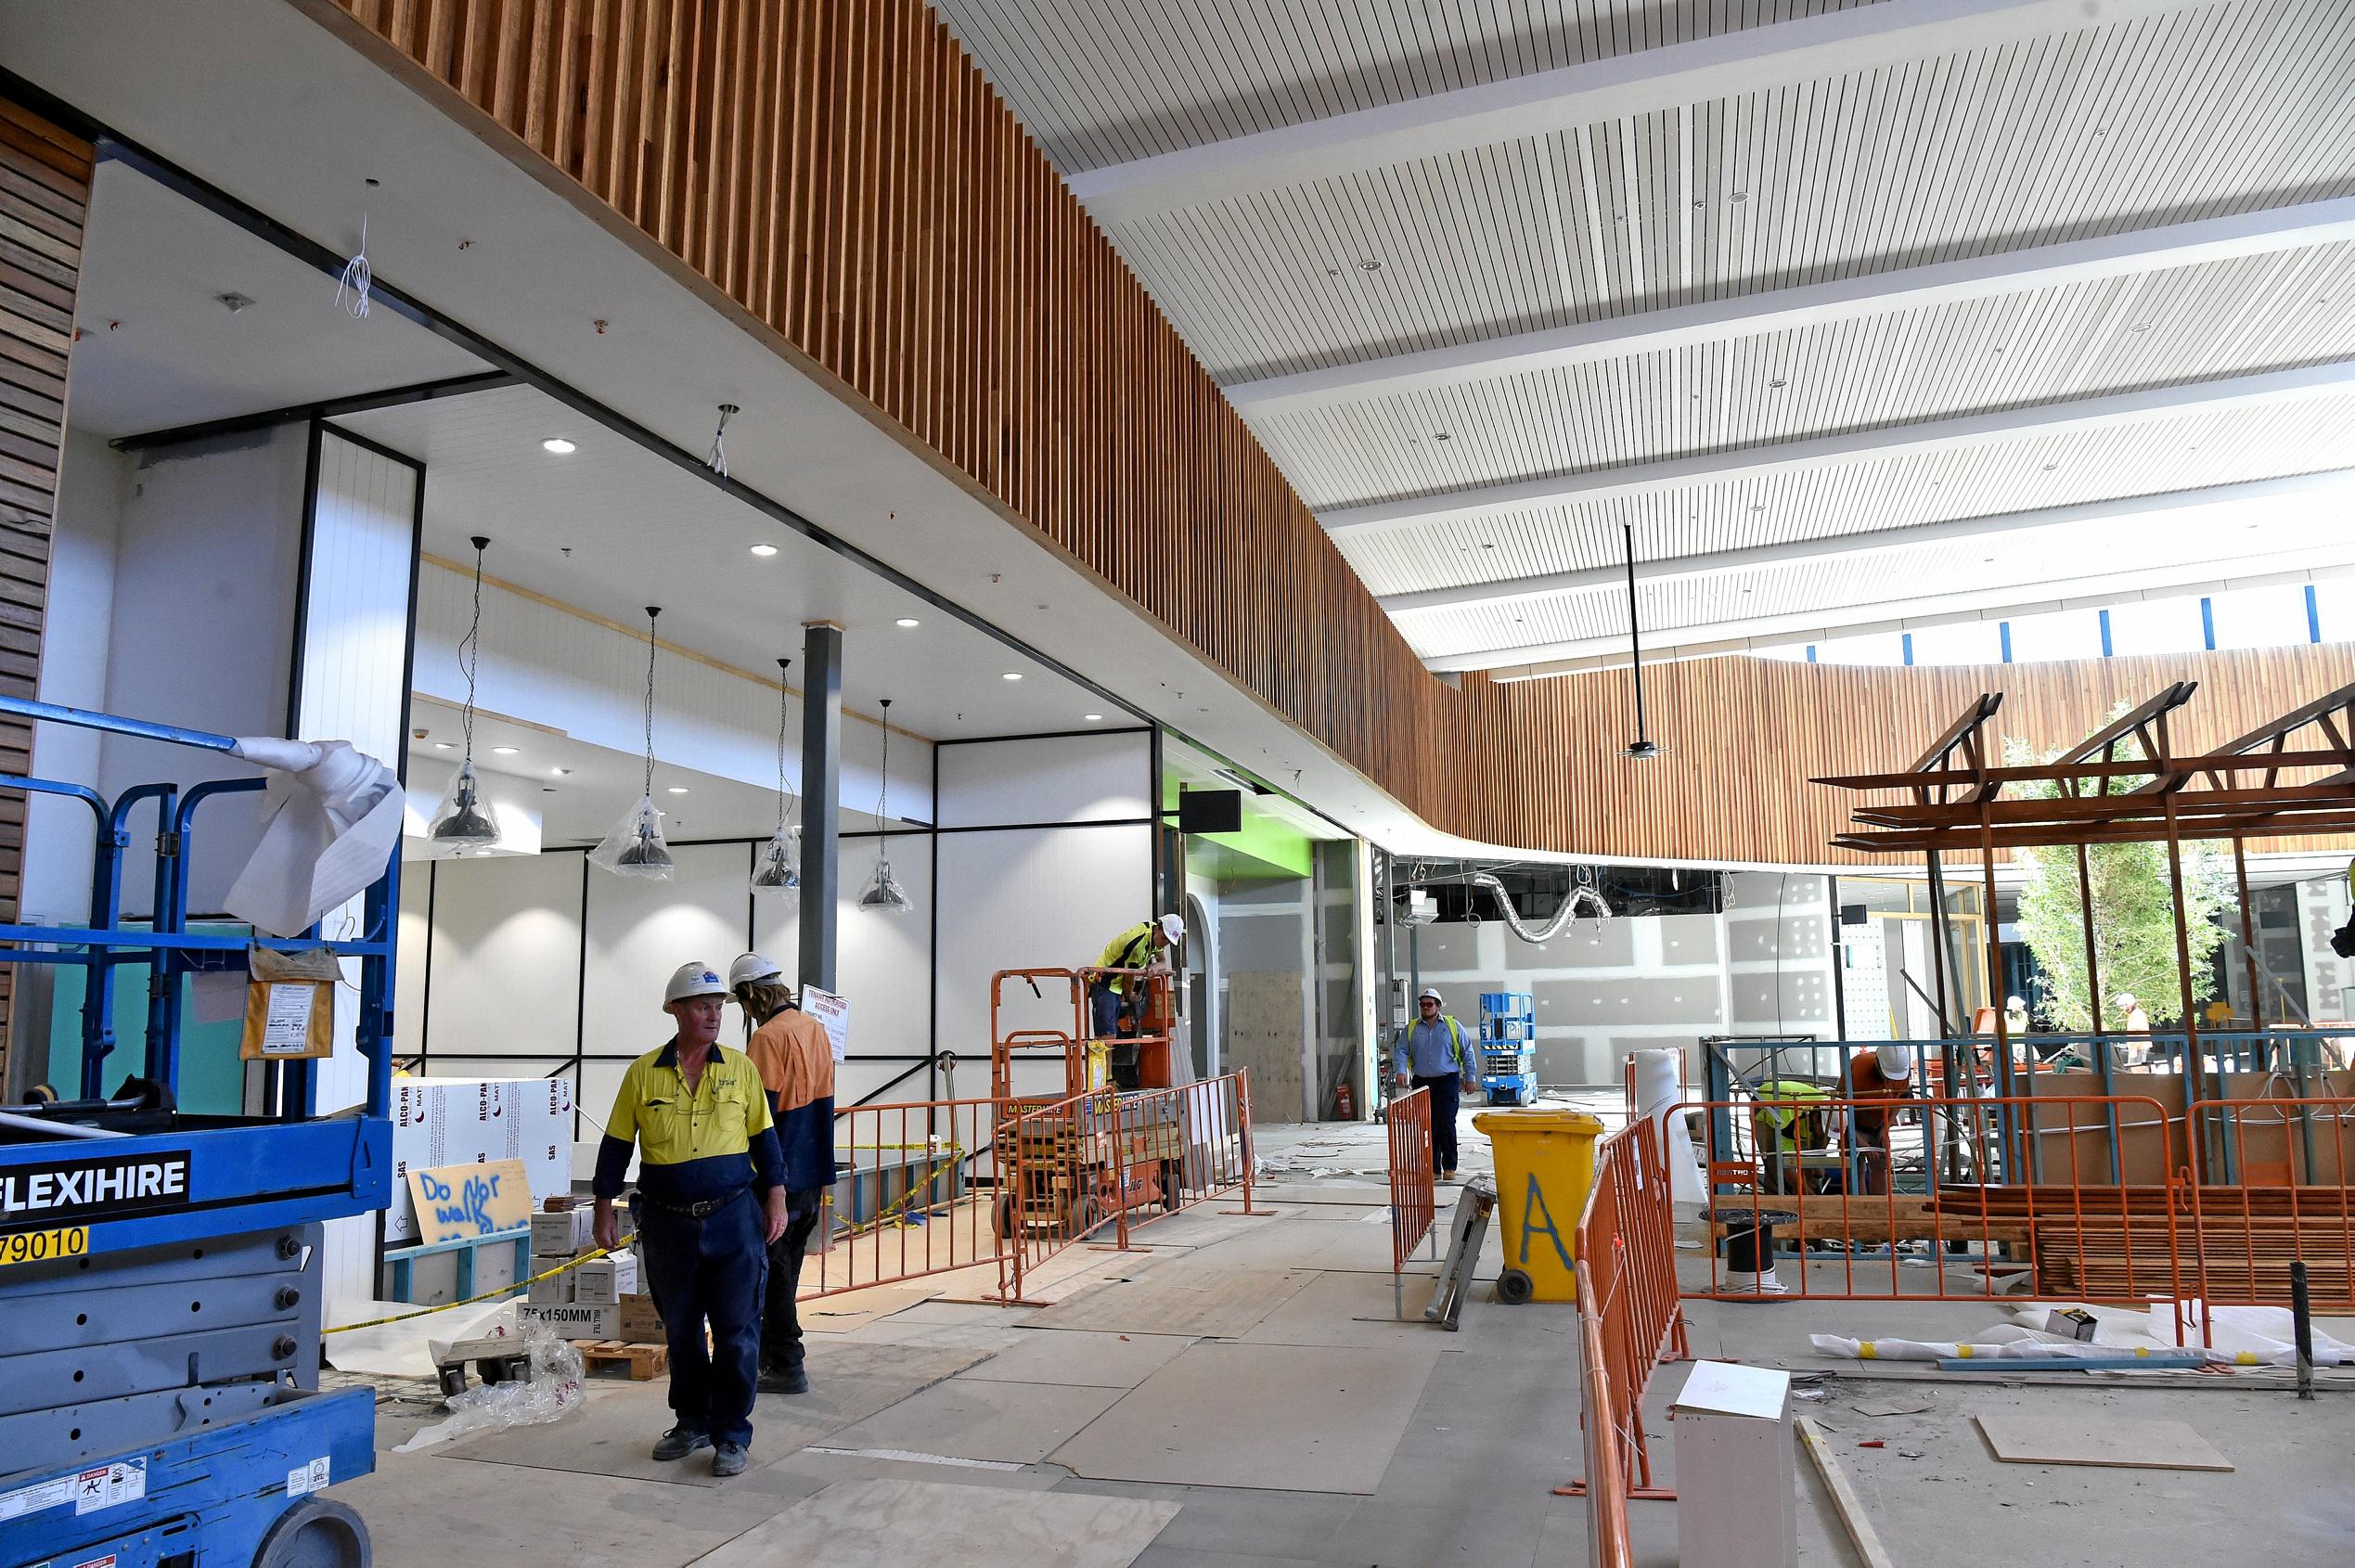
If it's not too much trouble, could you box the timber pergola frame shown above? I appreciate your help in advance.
[1812,681,2355,1129]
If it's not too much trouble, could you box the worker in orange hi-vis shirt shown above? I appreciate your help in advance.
[729,952,835,1395]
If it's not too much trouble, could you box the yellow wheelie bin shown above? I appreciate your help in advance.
[1473,1108,1604,1304]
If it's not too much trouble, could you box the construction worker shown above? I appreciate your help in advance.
[1392,987,1473,1180]
[1843,1042,1913,1196]
[1090,913,1183,1040]
[1752,1079,1834,1195]
[592,962,790,1479]
[730,952,834,1396]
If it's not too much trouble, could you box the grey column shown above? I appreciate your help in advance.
[799,621,843,992]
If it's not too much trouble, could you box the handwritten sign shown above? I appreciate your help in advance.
[405,1158,531,1244]
[802,984,849,1062]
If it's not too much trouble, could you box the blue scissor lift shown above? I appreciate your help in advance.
[0,698,392,1568]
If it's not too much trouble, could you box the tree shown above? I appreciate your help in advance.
[2007,720,2232,1032]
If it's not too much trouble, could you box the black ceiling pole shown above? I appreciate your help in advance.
[1621,522,1660,759]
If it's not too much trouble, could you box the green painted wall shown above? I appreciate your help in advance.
[1164,779,1314,880]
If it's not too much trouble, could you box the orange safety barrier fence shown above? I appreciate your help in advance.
[1561,1119,1687,1506]
[807,1096,1005,1298]
[1388,1086,1435,1275]
[2183,1096,2355,1321]
[994,1071,1256,1305]
[1681,1093,2196,1317]
[1575,1258,1636,1568]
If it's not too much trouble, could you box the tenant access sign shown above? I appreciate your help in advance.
[0,1150,193,1231]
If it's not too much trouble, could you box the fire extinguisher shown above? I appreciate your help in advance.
[1334,1080,1355,1121]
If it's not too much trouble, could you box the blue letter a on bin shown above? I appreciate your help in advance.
[1519,1170,1571,1269]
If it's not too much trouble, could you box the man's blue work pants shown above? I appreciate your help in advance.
[637,1188,766,1447]
[1412,1072,1461,1175]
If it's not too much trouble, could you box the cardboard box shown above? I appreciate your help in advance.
[573,1253,640,1306]
[2046,1308,2101,1342]
[531,1207,596,1258]
[515,1301,618,1340]
[385,1076,575,1244]
[616,1292,665,1343]
[526,1270,573,1305]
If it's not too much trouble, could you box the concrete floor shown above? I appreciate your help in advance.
[322,1104,2355,1566]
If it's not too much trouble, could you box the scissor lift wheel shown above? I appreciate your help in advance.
[253,1498,371,1568]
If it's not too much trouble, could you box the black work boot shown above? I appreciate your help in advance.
[652,1424,712,1461]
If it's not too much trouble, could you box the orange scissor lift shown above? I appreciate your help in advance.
[988,966,1186,1240]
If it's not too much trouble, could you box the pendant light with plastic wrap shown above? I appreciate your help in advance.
[858,699,911,912]
[590,606,675,880]
[426,535,501,853]
[752,657,801,892]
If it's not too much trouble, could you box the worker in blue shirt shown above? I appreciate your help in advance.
[593,962,791,1478]
[1393,987,1474,1180]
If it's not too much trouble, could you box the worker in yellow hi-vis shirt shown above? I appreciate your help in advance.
[1089,913,1182,1041]
[592,962,789,1480]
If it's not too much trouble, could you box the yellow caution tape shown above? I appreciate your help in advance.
[324,1235,637,1334]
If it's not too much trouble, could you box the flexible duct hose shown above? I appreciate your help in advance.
[1466,871,1612,944]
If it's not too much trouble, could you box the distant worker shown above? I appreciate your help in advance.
[1090,915,1183,1089]
[730,952,835,1396]
[593,962,790,1479]
[1090,913,1183,1040]
[1393,988,1473,1181]
[2004,995,2030,1036]
[2114,991,2153,1070]
[1752,1078,1834,1195]
[1844,1042,1913,1196]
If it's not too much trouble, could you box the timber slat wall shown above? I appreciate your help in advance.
[0,95,88,1054]
[317,1,2355,867]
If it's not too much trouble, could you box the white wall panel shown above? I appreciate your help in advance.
[838,832,935,1063]
[580,841,748,1065]
[422,851,583,1064]
[936,826,1153,1067]
[935,731,1152,828]
[395,862,431,1057]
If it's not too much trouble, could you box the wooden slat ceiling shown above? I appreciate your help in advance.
[933,0,2355,662]
[316,0,2355,864]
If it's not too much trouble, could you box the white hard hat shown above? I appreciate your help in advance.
[729,952,784,989]
[663,961,729,1007]
[1158,913,1185,944]
[2006,995,2026,1009]
[2116,992,2137,1008]
[1419,987,1443,1004]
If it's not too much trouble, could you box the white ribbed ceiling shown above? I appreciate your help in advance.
[935,0,2355,669]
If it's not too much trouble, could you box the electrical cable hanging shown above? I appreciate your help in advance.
[1466,869,1612,944]
[590,606,675,879]
[334,211,372,318]
[1618,522,1663,759]
[707,403,739,481]
[426,536,499,852]
[752,657,801,892]
[859,699,912,912]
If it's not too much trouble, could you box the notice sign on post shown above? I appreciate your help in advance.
[405,1158,531,1245]
[239,946,341,1061]
[802,984,849,1062]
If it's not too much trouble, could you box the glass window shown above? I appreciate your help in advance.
[1905,620,2004,666]
[1812,631,1907,666]
[2005,607,2104,662]
[2317,578,2355,643]
[2207,583,2310,650]
[2105,594,2204,656]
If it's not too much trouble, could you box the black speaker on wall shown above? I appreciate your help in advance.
[1177,788,1242,834]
